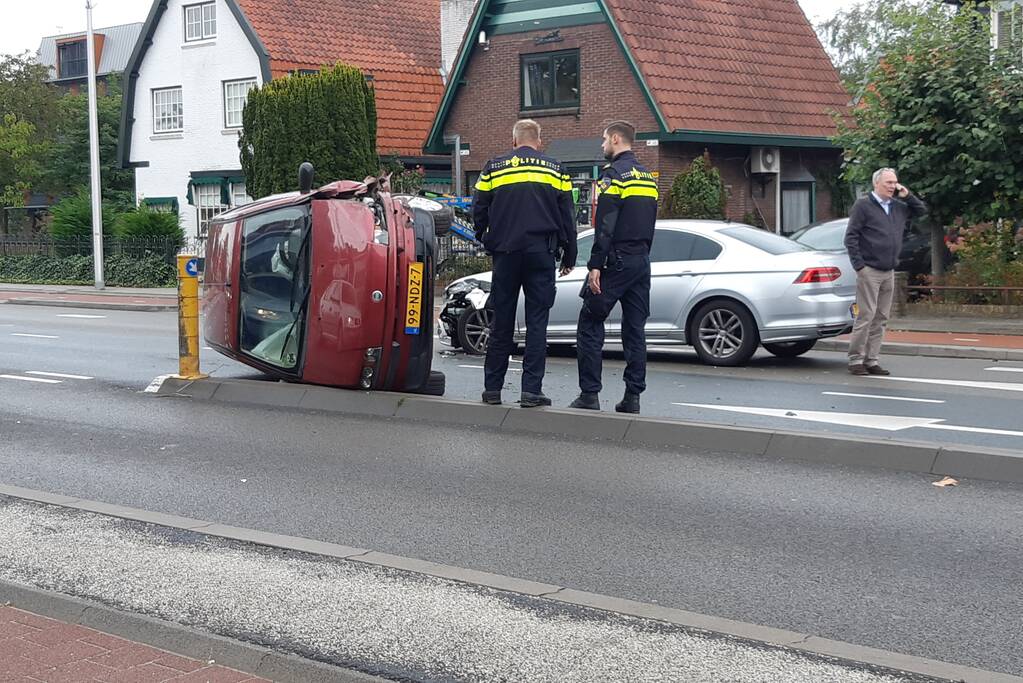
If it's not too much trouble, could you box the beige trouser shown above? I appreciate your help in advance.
[848,265,894,366]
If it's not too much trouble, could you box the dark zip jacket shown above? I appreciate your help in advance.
[587,150,658,270]
[844,192,928,271]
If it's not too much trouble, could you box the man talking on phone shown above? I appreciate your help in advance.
[844,167,927,376]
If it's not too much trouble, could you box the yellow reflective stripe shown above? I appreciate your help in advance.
[620,186,659,199]
[488,165,564,180]
[602,185,622,196]
[488,171,572,191]
[611,179,658,189]
[475,178,493,192]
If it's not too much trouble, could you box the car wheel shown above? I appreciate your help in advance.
[457,307,492,355]
[689,300,759,366]
[394,195,454,235]
[763,339,817,358]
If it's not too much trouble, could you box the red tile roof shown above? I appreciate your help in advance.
[237,0,444,156]
[604,0,849,138]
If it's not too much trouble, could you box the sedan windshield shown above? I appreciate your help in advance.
[719,226,811,255]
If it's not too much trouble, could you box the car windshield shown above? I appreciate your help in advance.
[791,221,847,251]
[719,226,811,255]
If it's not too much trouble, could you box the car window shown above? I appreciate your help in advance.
[720,226,811,255]
[690,235,723,260]
[792,222,846,250]
[651,230,695,262]
[575,235,593,267]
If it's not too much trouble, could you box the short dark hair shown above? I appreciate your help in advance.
[604,120,635,144]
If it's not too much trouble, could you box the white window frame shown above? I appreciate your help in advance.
[223,79,257,128]
[231,182,252,207]
[184,2,217,42]
[152,87,183,134]
[195,184,228,239]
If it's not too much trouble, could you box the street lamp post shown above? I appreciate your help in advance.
[85,0,105,289]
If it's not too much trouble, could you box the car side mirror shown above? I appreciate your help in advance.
[299,162,315,194]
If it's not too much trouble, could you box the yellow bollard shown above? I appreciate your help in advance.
[176,254,207,380]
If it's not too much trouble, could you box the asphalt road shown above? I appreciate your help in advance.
[0,303,1022,676]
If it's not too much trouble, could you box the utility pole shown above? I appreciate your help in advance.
[86,0,105,289]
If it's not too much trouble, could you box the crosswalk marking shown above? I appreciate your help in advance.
[26,371,93,380]
[0,374,61,384]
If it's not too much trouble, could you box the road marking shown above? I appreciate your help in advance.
[26,371,93,380]
[673,403,942,431]
[11,333,59,339]
[144,374,173,393]
[56,314,106,319]
[872,376,1023,393]
[458,364,484,369]
[953,338,981,342]
[822,391,945,404]
[0,374,61,384]
[985,367,1023,373]
[922,423,1023,438]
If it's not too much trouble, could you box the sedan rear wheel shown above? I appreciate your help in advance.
[457,307,492,355]
[763,339,817,358]
[690,300,759,366]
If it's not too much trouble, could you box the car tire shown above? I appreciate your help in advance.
[689,299,759,366]
[762,339,817,358]
[457,307,492,355]
[417,370,446,396]
[394,195,454,235]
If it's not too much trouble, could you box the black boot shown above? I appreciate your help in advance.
[520,392,552,408]
[569,392,600,410]
[615,392,640,414]
[481,390,502,405]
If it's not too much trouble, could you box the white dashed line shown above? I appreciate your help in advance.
[56,314,106,319]
[953,338,981,342]
[11,333,59,339]
[986,367,1023,373]
[873,376,1023,393]
[822,391,945,404]
[0,374,61,384]
[26,371,93,380]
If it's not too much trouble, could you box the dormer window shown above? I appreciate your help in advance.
[57,40,88,79]
[184,2,217,42]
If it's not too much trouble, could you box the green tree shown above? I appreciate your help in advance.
[665,152,727,220]
[815,0,942,91]
[834,2,1023,277]
[0,114,47,208]
[0,53,59,203]
[43,76,135,209]
[239,64,378,198]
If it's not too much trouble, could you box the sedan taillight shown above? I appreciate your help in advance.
[793,267,841,284]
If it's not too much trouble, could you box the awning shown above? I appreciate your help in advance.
[142,196,179,213]
[186,173,237,206]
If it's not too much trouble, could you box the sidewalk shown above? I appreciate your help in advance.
[0,606,266,682]
[0,284,176,312]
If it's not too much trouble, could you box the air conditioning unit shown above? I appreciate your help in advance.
[751,146,780,174]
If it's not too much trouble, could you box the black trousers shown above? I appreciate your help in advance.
[575,253,651,395]
[484,248,556,395]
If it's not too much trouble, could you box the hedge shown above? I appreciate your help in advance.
[0,253,176,287]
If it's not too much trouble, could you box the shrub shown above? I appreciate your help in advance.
[48,190,116,238]
[665,151,726,219]
[115,204,183,244]
[0,253,176,287]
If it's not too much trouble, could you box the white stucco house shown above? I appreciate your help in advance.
[118,0,446,240]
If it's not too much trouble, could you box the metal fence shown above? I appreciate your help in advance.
[436,233,490,282]
[0,236,188,266]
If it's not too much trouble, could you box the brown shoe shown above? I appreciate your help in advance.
[848,364,869,376]
[866,365,891,376]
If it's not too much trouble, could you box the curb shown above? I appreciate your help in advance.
[0,579,386,683]
[0,484,1019,683]
[1,298,177,312]
[151,376,1023,484]
[816,338,1023,361]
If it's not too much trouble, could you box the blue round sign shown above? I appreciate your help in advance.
[185,258,199,277]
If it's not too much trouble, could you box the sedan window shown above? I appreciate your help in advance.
[720,226,811,255]
[690,235,723,260]
[651,230,695,262]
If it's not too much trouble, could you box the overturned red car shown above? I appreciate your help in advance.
[201,164,445,395]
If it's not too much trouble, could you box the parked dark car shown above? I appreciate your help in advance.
[790,218,949,276]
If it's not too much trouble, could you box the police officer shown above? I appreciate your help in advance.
[473,119,577,408]
[569,121,658,414]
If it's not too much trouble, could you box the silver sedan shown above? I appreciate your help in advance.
[439,220,857,366]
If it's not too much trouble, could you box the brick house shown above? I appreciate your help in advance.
[118,0,445,239]
[425,0,851,234]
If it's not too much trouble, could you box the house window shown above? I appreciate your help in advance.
[995,3,1023,51]
[782,183,814,235]
[195,183,228,238]
[223,79,256,128]
[521,50,580,110]
[57,40,88,79]
[153,87,183,133]
[231,182,252,206]
[184,2,217,42]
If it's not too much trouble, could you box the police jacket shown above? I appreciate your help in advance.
[844,192,928,272]
[472,146,577,266]
[587,150,658,271]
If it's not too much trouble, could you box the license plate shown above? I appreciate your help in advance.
[405,262,424,335]
[850,303,859,319]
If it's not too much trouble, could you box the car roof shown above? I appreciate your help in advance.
[654,219,754,233]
